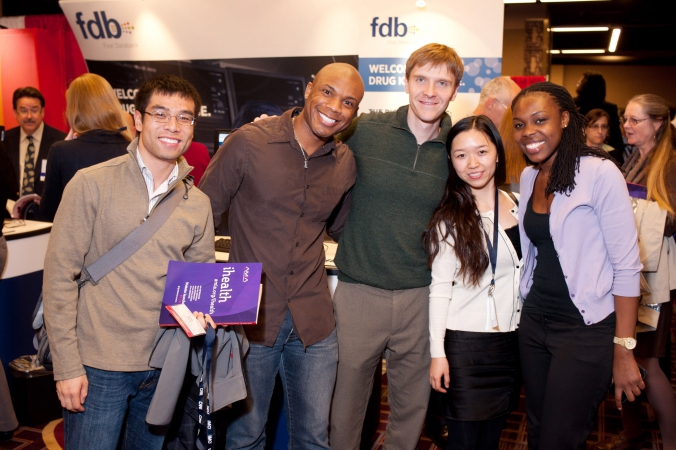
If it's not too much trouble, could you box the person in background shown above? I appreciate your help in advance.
[424,116,522,450]
[512,82,644,449]
[584,108,619,160]
[473,76,522,128]
[330,43,463,450]
[36,73,132,222]
[597,94,676,450]
[5,87,67,217]
[498,107,527,192]
[181,141,210,186]
[573,72,624,160]
[199,63,364,449]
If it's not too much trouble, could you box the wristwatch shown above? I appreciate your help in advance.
[613,336,637,350]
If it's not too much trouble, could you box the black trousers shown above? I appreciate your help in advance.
[445,415,509,450]
[518,313,614,450]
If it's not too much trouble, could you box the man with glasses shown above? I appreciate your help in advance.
[472,76,521,127]
[4,87,66,210]
[43,75,214,450]
[199,62,364,449]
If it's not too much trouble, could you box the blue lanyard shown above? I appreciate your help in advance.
[481,188,499,296]
[196,325,215,450]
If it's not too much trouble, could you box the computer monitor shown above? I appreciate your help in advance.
[226,67,306,127]
[214,129,232,153]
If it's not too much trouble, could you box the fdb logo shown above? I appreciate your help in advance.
[75,11,134,39]
[370,17,407,37]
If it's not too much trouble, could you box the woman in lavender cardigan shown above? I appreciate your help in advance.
[511,82,644,450]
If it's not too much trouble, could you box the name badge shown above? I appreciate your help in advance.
[40,159,47,181]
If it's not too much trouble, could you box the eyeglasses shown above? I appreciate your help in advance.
[496,99,509,109]
[16,107,42,116]
[620,116,649,126]
[588,124,609,131]
[141,110,196,127]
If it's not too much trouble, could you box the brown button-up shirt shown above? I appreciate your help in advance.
[199,108,356,347]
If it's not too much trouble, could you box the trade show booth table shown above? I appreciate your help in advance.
[0,220,52,374]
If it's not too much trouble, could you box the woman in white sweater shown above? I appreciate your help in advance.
[423,115,522,450]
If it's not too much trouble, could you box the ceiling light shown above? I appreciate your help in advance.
[415,0,426,7]
[608,28,621,52]
[504,0,536,3]
[560,49,606,54]
[550,49,561,54]
[550,26,609,32]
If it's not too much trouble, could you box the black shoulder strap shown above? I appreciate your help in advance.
[78,181,186,287]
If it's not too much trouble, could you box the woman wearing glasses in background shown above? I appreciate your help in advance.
[584,109,622,162]
[596,94,676,450]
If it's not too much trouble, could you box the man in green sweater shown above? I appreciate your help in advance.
[330,43,464,450]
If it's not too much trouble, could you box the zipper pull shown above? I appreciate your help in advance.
[304,160,308,169]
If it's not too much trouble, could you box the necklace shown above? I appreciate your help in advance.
[291,117,309,169]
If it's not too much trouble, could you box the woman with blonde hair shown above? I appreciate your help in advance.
[498,107,527,191]
[596,94,676,450]
[39,73,132,221]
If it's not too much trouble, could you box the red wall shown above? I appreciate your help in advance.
[0,27,78,132]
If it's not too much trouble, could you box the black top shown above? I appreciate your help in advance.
[504,225,521,260]
[522,195,585,324]
[39,130,130,222]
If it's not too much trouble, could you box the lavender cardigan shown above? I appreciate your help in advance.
[519,156,642,325]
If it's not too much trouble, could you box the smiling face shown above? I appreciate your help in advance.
[405,63,458,127]
[512,93,569,169]
[14,97,45,135]
[299,63,364,146]
[450,128,498,194]
[623,101,662,153]
[133,92,195,169]
[585,115,609,148]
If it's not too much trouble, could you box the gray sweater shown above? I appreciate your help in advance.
[43,140,215,381]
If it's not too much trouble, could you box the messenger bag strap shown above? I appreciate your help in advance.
[78,181,186,287]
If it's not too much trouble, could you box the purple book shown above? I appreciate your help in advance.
[160,260,263,326]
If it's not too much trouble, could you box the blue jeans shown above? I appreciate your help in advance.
[63,366,165,450]
[227,310,338,449]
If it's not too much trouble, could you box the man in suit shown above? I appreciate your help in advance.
[4,87,66,201]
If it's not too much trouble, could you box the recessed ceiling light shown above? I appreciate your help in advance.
[550,26,609,32]
[608,28,621,52]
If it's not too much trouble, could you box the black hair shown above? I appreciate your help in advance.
[512,81,610,197]
[13,87,45,109]
[134,75,202,116]
[422,115,505,286]
[575,71,606,104]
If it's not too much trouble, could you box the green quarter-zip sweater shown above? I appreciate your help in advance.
[335,105,453,290]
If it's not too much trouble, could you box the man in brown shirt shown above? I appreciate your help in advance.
[199,62,364,449]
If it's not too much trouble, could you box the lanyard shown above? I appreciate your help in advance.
[196,325,216,450]
[481,187,500,297]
